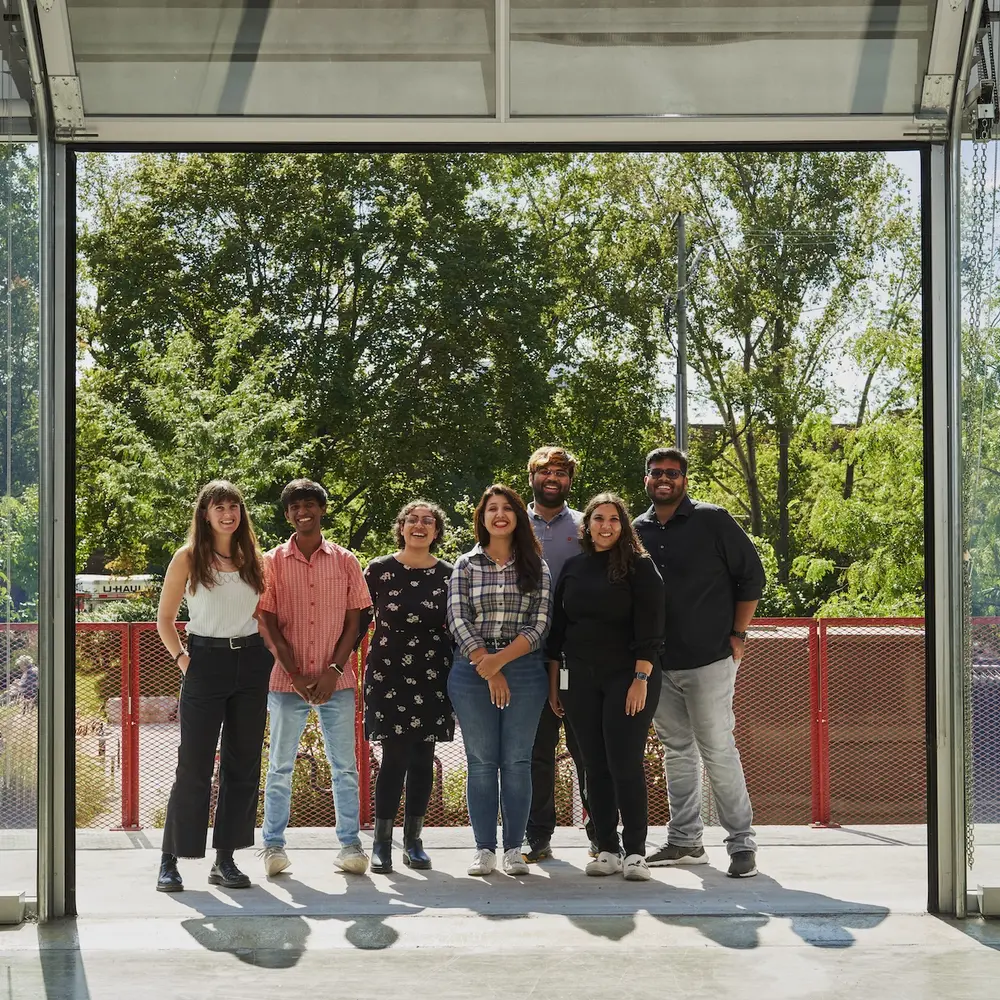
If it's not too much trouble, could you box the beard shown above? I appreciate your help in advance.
[532,480,572,508]
[647,481,685,506]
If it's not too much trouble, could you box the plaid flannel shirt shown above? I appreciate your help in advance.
[446,544,551,658]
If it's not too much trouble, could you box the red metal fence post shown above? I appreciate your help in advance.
[355,631,373,828]
[812,619,838,828]
[125,623,141,829]
[808,619,822,825]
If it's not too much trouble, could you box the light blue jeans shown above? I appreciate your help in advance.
[262,689,361,849]
[652,655,757,855]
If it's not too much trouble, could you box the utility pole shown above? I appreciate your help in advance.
[674,212,688,452]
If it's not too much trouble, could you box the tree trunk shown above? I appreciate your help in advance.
[777,424,790,583]
[844,362,878,500]
[745,424,764,538]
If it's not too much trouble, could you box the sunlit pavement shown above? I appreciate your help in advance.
[1,826,999,999]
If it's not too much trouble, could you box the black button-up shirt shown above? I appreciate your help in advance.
[633,496,765,671]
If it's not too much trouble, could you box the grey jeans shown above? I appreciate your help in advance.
[652,655,756,855]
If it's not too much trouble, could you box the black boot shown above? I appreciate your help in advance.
[156,852,183,893]
[402,815,431,870]
[371,818,394,874]
[208,850,251,889]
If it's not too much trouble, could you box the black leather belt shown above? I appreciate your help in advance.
[187,633,265,650]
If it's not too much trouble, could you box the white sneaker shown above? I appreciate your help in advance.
[334,843,370,875]
[502,848,529,876]
[585,851,623,877]
[623,854,651,881]
[467,848,497,876]
[258,846,290,877]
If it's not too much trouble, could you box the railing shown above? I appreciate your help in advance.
[26,616,1000,830]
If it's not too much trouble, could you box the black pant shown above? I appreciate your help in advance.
[162,643,273,858]
[561,664,662,858]
[374,735,436,819]
[526,702,595,847]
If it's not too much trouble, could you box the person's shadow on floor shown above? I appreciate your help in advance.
[651,866,890,950]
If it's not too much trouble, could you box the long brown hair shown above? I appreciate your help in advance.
[474,484,543,593]
[580,492,649,583]
[187,480,266,594]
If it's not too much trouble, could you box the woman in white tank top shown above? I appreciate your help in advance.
[154,479,274,893]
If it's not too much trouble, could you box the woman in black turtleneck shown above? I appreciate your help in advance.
[546,492,665,882]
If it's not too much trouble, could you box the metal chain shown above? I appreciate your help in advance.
[965,114,993,871]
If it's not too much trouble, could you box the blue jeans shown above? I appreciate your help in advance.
[447,650,548,852]
[262,689,361,849]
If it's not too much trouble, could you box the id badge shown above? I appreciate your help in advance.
[559,667,569,691]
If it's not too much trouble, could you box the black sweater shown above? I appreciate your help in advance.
[545,550,665,672]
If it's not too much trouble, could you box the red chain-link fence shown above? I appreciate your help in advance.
[71,616,1000,831]
[971,618,1000,824]
[0,624,39,831]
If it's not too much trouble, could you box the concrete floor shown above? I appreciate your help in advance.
[2,826,1000,999]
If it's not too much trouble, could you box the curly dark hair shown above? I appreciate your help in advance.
[394,499,448,552]
[580,492,649,583]
[473,484,543,593]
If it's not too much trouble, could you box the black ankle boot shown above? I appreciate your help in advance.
[371,818,394,873]
[156,853,183,893]
[402,815,431,870]
[209,851,251,889]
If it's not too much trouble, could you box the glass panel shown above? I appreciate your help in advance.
[510,0,936,116]
[0,5,32,103]
[0,142,39,901]
[66,0,495,117]
[963,137,1000,899]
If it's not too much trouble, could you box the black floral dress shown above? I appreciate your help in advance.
[362,555,456,743]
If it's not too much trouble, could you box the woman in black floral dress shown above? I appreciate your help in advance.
[361,500,455,873]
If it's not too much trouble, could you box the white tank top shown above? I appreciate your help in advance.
[185,571,260,638]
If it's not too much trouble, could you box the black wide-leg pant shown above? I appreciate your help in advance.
[161,643,273,859]
[561,663,662,859]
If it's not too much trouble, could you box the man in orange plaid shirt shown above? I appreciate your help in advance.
[257,479,372,877]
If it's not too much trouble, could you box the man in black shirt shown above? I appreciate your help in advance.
[633,447,765,878]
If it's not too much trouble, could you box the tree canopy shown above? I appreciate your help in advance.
[61,150,939,616]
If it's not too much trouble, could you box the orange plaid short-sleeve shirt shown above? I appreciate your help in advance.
[259,535,372,694]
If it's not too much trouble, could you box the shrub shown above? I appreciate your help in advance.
[441,764,469,826]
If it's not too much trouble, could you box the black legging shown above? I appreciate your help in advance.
[374,734,436,819]
[561,663,662,858]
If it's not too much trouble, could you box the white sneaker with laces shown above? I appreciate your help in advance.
[502,848,529,876]
[334,843,370,875]
[258,846,291,877]
[623,854,651,881]
[585,851,624,877]
[467,848,497,876]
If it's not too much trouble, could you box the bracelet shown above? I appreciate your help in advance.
[731,629,748,641]
[172,648,187,664]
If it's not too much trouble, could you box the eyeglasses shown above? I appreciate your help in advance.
[534,467,570,480]
[646,468,684,480]
[403,516,437,526]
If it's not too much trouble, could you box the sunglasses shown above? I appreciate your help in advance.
[646,468,684,480]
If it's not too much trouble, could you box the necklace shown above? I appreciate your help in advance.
[214,549,234,561]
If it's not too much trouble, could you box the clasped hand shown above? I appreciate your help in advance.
[473,651,505,680]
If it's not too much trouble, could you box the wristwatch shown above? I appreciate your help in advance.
[328,662,344,675]
[634,671,650,681]
[730,630,748,641]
